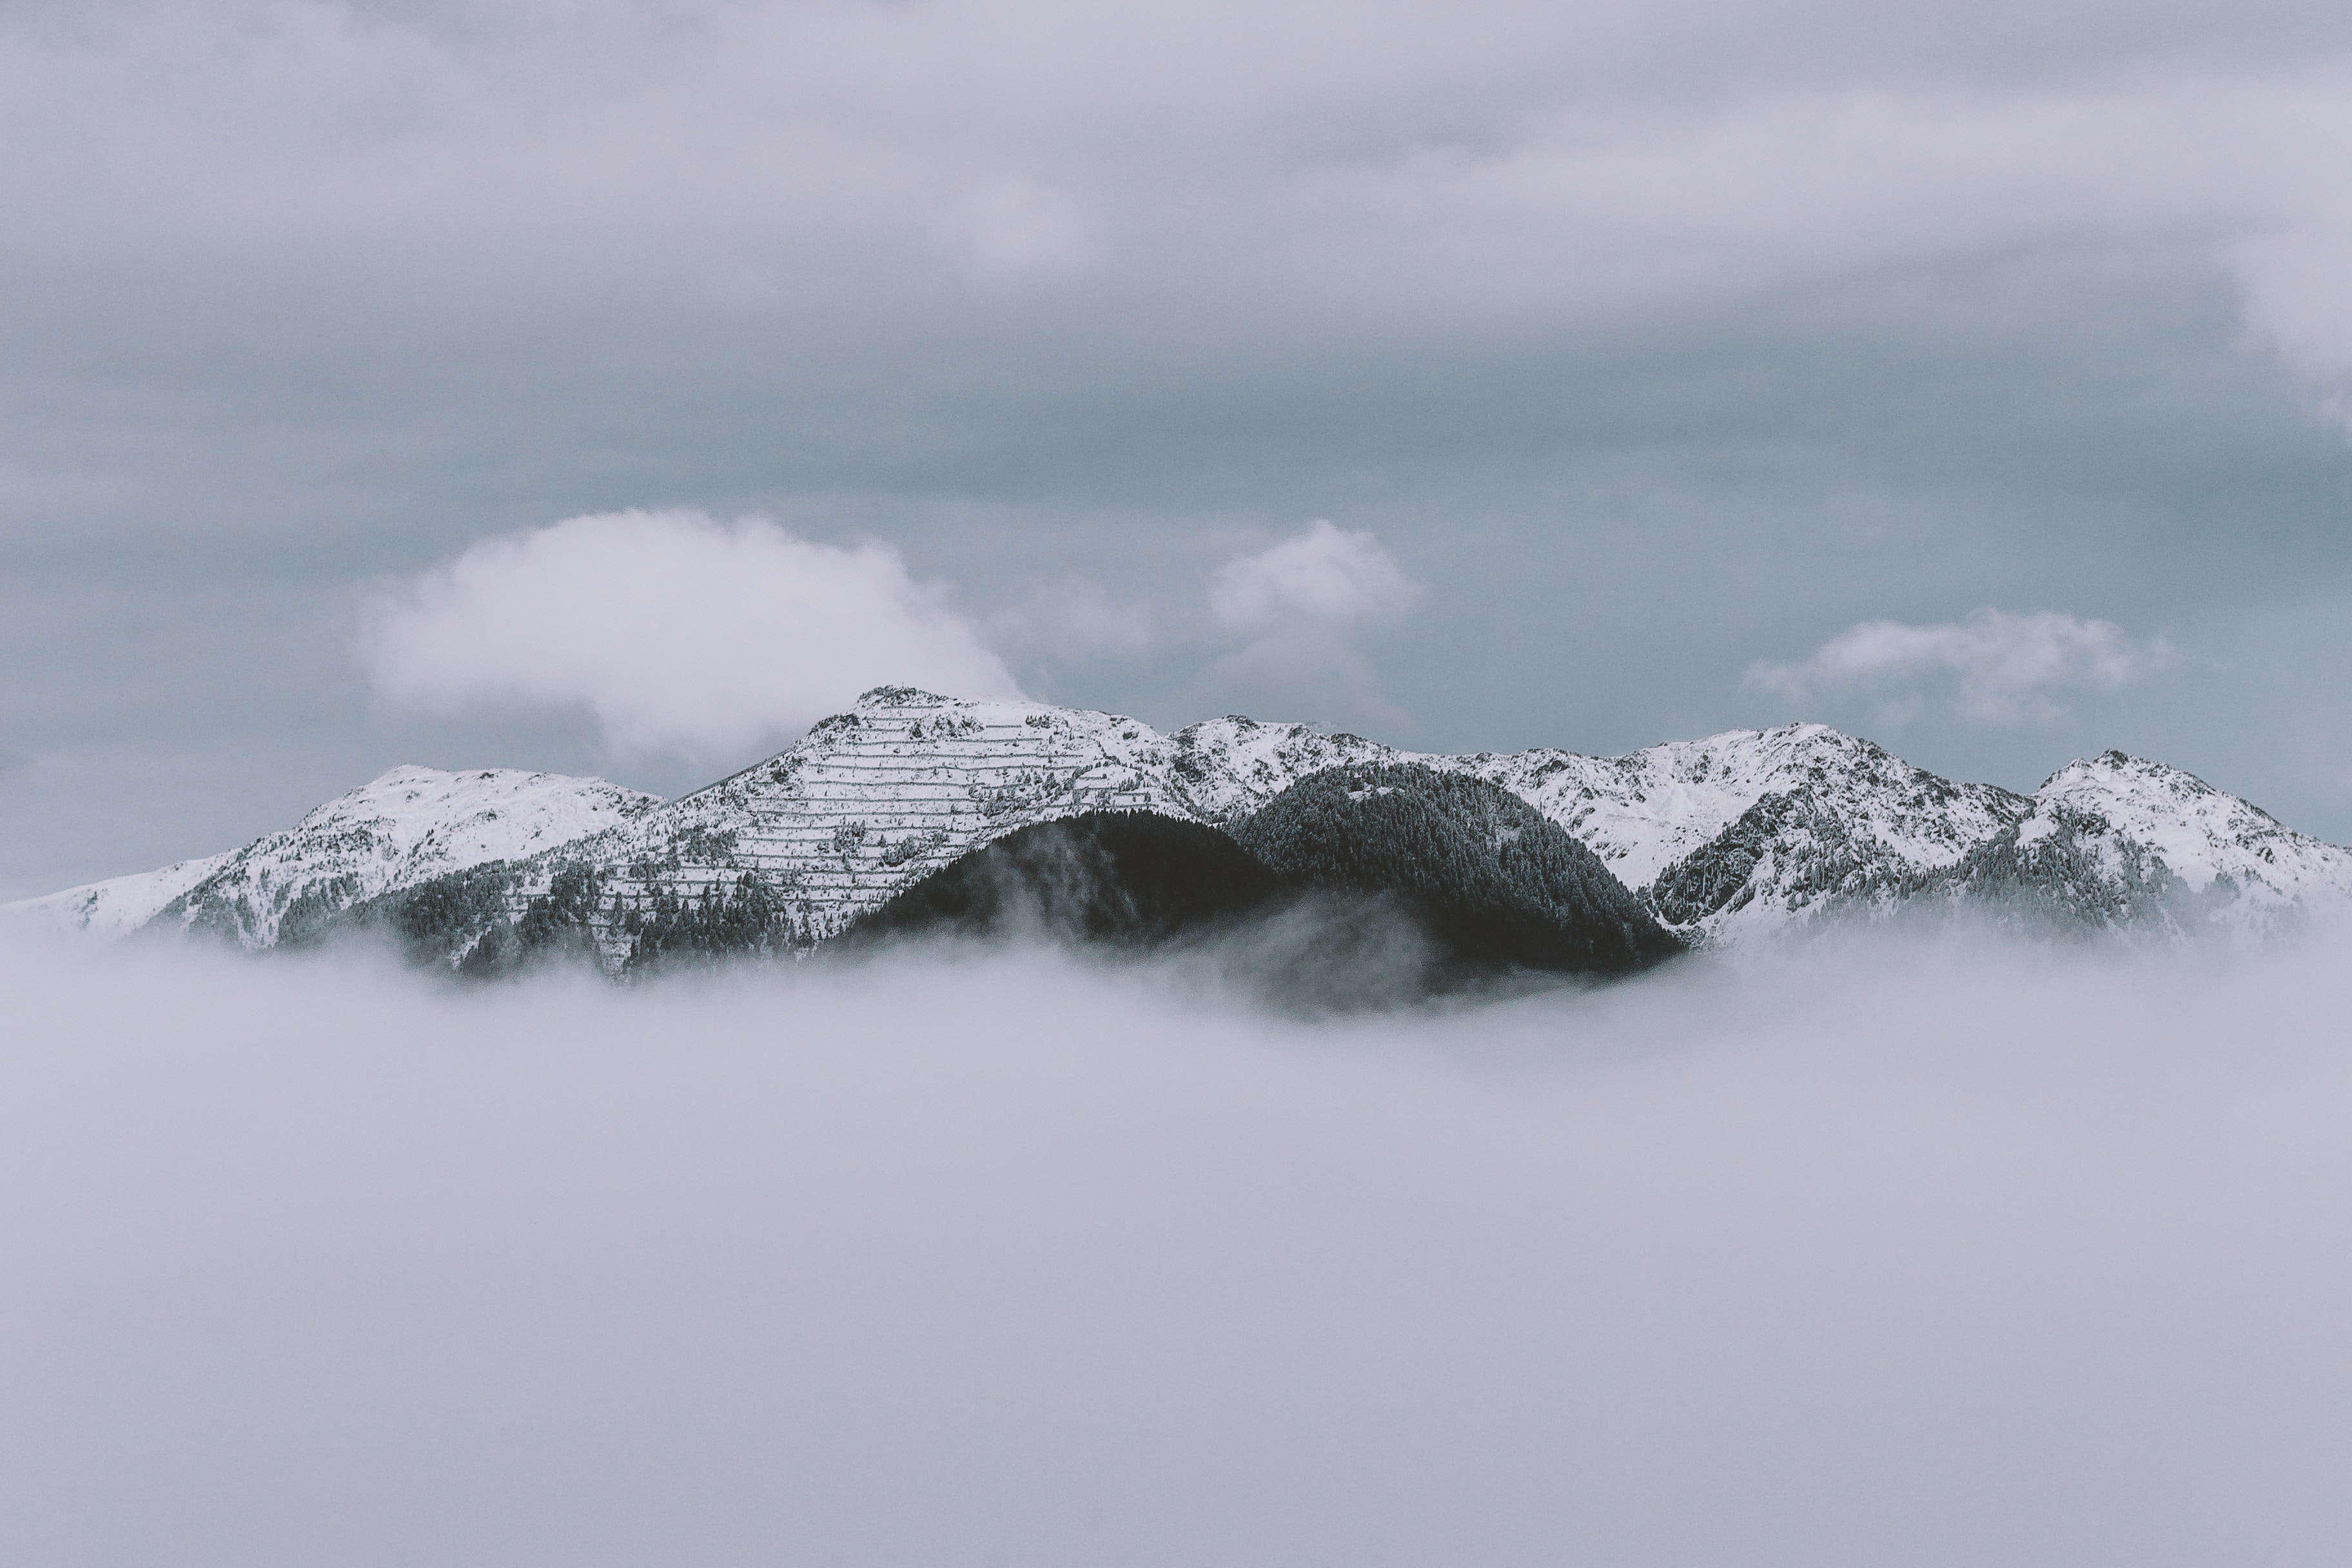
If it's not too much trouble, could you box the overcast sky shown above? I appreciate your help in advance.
[6,0,2352,896]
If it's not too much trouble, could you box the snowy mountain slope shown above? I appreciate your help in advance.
[29,690,2352,964]
[403,688,1199,962]
[1455,724,2030,897]
[371,700,2061,965]
[2039,752,2352,921]
[3,852,235,937]
[149,765,663,948]
[1922,752,2352,941]
[1088,722,2352,946]
[1166,720,2035,944]
[1164,717,1404,822]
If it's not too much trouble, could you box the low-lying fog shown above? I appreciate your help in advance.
[4,926,2349,1567]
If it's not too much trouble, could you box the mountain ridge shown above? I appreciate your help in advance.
[10,687,2346,962]
[101,765,662,949]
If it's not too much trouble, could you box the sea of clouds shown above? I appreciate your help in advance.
[5,924,2350,1566]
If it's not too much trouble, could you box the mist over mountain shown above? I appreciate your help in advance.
[1230,764,1682,981]
[15,6,2352,1562]
[10,687,2349,982]
[836,778,1683,1003]
[841,812,1285,954]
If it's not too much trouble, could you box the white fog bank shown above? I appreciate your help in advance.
[3,930,2350,1567]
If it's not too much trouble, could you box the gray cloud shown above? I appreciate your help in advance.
[3,0,2351,892]
[1747,607,2176,726]
[1210,520,1420,629]
[1191,520,1423,731]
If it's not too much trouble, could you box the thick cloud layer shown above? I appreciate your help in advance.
[5,926,2351,1565]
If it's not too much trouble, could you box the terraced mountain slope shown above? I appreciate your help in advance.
[527,689,1193,945]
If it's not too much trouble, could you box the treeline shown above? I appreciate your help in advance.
[315,861,812,977]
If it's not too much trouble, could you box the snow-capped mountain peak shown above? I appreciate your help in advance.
[549,687,1197,945]
[1458,723,2028,931]
[149,765,663,948]
[1995,750,2352,936]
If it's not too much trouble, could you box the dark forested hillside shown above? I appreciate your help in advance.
[1230,763,1683,978]
[839,811,1283,950]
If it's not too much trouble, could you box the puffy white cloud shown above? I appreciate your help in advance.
[1747,607,2173,725]
[1209,520,1420,629]
[364,511,1021,758]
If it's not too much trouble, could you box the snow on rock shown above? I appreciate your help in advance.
[3,852,235,938]
[504,687,1197,948]
[1164,717,1404,823]
[150,765,663,948]
[29,691,2352,961]
[1932,751,2352,942]
[1456,724,2024,897]
[542,707,2045,954]
[1165,720,2034,941]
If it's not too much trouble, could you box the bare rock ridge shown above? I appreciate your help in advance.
[11,687,2351,961]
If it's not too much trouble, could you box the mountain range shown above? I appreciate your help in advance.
[12,685,2349,971]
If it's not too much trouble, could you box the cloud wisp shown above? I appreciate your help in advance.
[363,511,1021,759]
[1747,607,2175,725]
[1198,520,1424,732]
[5,925,2352,1565]
[1210,519,1422,631]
